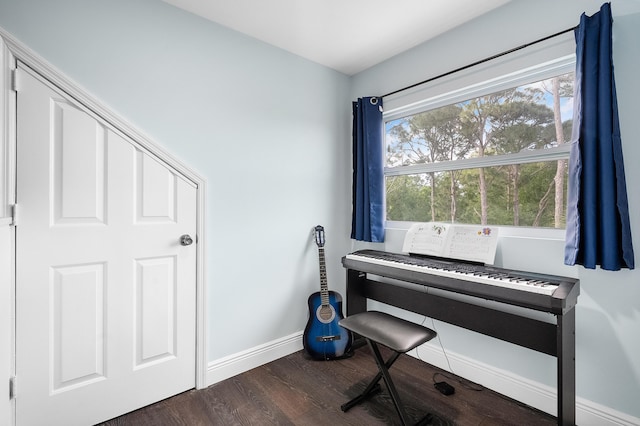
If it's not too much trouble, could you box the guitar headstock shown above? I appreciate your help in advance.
[314,225,325,248]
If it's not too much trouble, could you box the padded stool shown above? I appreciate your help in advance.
[339,311,437,426]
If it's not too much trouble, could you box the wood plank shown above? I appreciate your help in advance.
[99,348,556,425]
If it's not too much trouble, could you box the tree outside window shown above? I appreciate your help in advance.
[385,73,574,228]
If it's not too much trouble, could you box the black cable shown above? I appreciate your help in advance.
[382,27,577,99]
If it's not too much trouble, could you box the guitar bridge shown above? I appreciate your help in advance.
[316,335,341,342]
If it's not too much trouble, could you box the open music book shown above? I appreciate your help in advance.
[402,222,499,265]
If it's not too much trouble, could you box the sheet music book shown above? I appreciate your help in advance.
[402,222,499,265]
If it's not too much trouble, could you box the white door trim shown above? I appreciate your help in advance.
[0,34,18,426]
[0,26,208,404]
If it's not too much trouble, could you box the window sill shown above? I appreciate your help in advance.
[386,220,565,241]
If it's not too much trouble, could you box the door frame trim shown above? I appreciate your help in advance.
[0,27,208,413]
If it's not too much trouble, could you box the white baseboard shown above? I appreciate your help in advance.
[412,344,640,426]
[206,333,639,425]
[576,398,640,426]
[206,331,303,386]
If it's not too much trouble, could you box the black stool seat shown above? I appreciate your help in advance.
[339,311,437,353]
[339,311,437,426]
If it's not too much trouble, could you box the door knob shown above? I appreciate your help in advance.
[180,234,193,246]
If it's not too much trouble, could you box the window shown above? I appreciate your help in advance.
[383,40,575,229]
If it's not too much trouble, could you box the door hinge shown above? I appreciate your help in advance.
[10,204,18,226]
[9,376,16,400]
[11,68,20,92]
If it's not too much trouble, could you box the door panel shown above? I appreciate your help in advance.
[135,255,177,366]
[137,151,176,222]
[52,98,107,225]
[52,262,106,393]
[15,64,197,426]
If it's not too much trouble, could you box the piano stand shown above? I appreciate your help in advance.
[345,268,576,426]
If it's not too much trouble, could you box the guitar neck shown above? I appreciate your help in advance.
[318,247,330,305]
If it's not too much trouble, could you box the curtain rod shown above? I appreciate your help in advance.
[381,26,577,99]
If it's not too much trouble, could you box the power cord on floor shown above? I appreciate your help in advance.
[415,286,454,372]
[416,286,484,394]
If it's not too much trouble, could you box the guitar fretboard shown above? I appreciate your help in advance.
[318,247,329,306]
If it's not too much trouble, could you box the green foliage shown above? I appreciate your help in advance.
[385,73,573,228]
[386,175,430,222]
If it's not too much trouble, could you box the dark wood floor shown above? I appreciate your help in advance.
[99,346,556,425]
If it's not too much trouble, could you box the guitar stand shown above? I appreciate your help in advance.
[339,311,437,426]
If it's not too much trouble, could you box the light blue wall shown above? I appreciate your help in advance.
[350,0,640,419]
[0,0,353,360]
[2,0,639,421]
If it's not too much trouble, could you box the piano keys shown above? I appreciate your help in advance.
[346,249,559,295]
[343,249,578,314]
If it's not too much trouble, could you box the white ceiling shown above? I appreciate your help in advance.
[162,0,511,75]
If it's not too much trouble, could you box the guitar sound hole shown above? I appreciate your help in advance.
[316,305,336,324]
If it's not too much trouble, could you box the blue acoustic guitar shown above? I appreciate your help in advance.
[303,225,353,360]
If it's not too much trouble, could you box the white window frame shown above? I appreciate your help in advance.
[382,32,576,237]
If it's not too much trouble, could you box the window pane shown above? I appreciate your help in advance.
[385,73,574,168]
[385,160,568,228]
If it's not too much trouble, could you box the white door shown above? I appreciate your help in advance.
[15,64,197,426]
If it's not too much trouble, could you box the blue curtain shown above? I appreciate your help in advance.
[564,3,635,270]
[351,97,385,242]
